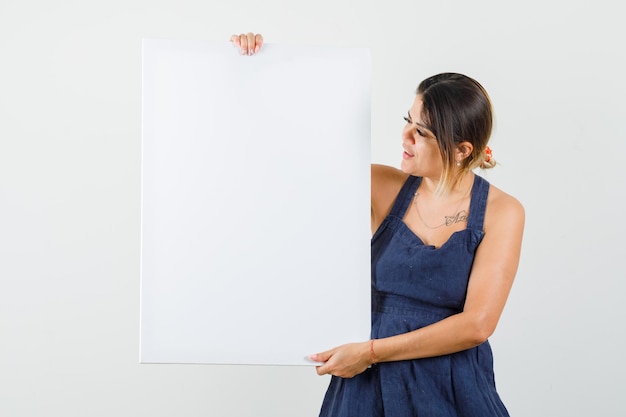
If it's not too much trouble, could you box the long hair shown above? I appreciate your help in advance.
[416,73,494,194]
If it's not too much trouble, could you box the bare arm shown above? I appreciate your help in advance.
[370,164,408,234]
[313,186,525,378]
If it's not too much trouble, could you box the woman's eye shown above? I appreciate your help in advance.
[404,116,426,137]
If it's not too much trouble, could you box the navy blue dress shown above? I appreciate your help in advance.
[319,175,510,417]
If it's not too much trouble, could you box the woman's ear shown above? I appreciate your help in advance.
[456,141,474,162]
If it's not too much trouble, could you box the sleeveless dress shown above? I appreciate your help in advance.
[319,174,510,417]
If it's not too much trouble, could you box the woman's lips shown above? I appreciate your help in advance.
[403,150,414,159]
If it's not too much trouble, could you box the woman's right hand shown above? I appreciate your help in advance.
[230,33,264,56]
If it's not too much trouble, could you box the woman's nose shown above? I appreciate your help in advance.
[402,127,415,144]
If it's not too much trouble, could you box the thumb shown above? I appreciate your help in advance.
[309,350,332,364]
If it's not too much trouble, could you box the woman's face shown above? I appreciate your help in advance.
[400,95,443,178]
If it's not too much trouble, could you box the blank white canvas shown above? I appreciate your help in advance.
[140,39,371,366]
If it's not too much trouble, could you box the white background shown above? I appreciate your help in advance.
[1,0,625,416]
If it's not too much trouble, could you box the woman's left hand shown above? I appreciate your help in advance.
[310,341,372,378]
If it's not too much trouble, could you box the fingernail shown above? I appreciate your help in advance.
[248,48,253,55]
[254,45,260,53]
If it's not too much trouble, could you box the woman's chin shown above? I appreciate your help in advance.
[400,159,415,174]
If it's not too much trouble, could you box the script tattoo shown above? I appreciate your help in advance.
[445,210,468,226]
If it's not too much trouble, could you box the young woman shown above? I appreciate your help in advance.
[232,33,525,417]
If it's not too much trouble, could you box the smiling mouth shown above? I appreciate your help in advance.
[403,148,414,158]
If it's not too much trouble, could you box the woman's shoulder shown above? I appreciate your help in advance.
[371,164,410,199]
[371,164,409,185]
[371,164,410,231]
[484,181,525,229]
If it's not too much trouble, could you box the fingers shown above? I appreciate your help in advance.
[246,32,255,55]
[310,351,329,364]
[309,350,330,375]
[312,343,371,378]
[229,34,240,49]
[239,33,248,55]
[316,364,328,376]
[254,33,264,54]
[230,32,263,56]
[315,357,340,377]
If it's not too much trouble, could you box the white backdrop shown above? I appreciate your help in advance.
[1,1,625,416]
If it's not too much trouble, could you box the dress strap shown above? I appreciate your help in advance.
[466,175,490,231]
[389,175,422,218]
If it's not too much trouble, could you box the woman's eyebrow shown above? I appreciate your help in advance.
[408,110,433,133]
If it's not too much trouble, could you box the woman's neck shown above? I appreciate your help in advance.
[420,172,475,199]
